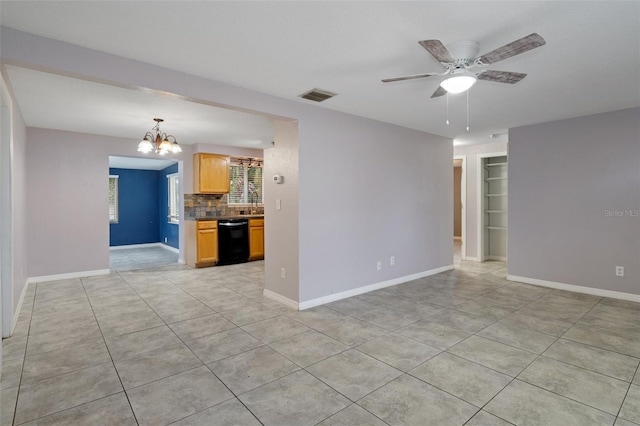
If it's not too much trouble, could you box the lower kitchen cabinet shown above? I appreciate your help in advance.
[249,218,264,260]
[186,220,218,267]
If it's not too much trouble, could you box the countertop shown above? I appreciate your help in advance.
[188,215,264,221]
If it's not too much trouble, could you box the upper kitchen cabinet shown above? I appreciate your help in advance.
[193,153,230,193]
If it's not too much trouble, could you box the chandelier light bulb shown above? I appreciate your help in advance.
[159,138,173,152]
[137,139,154,153]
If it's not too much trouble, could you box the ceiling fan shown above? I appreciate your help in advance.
[382,33,546,98]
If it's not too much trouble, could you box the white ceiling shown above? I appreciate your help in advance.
[1,1,639,146]
[109,156,177,171]
[4,66,275,149]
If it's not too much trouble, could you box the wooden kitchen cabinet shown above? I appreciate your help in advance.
[193,153,230,193]
[186,220,218,267]
[249,218,264,260]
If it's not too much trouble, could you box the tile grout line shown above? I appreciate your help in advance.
[539,340,640,383]
[403,276,571,424]
[10,282,36,426]
[614,362,640,421]
[115,266,268,425]
[81,274,142,426]
[489,296,632,422]
[10,279,123,424]
[454,286,624,421]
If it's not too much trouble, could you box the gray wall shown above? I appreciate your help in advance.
[1,70,28,334]
[298,108,452,302]
[453,141,508,259]
[509,107,640,295]
[27,129,115,277]
[264,119,300,302]
[11,81,27,311]
[3,28,453,305]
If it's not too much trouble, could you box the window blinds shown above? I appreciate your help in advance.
[229,160,263,204]
[168,174,179,223]
[108,175,118,223]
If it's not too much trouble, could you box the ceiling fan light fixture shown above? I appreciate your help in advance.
[440,75,477,94]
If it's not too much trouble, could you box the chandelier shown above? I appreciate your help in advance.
[137,118,182,155]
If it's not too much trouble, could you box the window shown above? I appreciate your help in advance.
[109,175,119,223]
[229,160,263,205]
[168,173,179,223]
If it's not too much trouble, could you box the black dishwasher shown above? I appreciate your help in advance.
[217,219,249,265]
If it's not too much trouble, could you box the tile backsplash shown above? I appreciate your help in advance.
[184,193,264,219]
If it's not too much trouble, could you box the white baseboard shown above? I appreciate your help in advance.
[28,269,111,284]
[178,258,186,265]
[8,279,29,336]
[486,255,507,262]
[298,264,455,311]
[453,236,462,241]
[263,289,299,310]
[110,242,162,250]
[162,244,179,254]
[110,242,179,253]
[464,256,481,262]
[109,242,173,250]
[507,275,640,303]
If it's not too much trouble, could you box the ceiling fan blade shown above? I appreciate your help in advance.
[381,73,437,83]
[431,86,447,98]
[478,33,546,65]
[418,40,454,63]
[478,70,527,84]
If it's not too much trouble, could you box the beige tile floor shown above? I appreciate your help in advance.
[109,246,179,272]
[1,246,639,425]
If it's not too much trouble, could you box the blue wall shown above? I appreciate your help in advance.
[109,168,160,246]
[159,163,179,249]
[109,165,181,249]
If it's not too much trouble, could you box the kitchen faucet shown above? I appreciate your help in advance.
[250,191,259,214]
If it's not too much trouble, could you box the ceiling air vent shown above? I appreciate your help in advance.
[299,88,337,102]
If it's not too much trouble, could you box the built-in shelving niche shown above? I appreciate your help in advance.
[481,155,507,261]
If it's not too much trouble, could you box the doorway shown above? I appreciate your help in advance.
[453,155,466,263]
[108,156,182,271]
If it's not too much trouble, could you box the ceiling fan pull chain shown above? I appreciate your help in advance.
[466,90,470,132]
[446,93,450,125]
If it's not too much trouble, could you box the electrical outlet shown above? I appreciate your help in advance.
[276,199,281,210]
[281,267,286,279]
[390,256,395,266]
[376,261,382,271]
[615,266,624,277]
